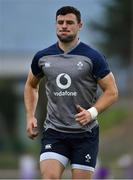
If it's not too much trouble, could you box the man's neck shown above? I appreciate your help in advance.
[58,38,79,52]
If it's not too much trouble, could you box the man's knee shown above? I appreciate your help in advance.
[41,169,61,179]
[72,169,94,179]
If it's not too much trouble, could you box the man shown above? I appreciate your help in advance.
[24,6,118,179]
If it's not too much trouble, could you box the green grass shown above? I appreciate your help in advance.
[0,153,18,169]
[98,106,130,132]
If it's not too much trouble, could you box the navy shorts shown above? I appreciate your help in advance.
[40,126,99,172]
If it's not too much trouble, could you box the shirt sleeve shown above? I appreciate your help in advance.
[92,53,110,80]
[31,52,44,77]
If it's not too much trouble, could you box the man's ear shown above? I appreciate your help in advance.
[79,22,83,30]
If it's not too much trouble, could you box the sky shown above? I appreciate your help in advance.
[0,0,106,53]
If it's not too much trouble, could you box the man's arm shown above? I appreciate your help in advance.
[94,72,118,113]
[24,69,41,139]
[75,72,118,125]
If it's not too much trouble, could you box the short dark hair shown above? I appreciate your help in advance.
[56,6,81,23]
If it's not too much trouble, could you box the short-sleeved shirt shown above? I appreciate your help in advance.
[31,41,110,133]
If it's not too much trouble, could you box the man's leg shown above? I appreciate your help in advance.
[40,159,65,179]
[70,126,99,179]
[40,129,70,179]
[72,169,93,179]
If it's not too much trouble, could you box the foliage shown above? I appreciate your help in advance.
[90,0,132,66]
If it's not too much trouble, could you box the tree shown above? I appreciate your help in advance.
[90,0,132,66]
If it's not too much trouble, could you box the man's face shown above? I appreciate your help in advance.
[56,13,82,43]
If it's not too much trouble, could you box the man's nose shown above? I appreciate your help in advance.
[62,22,67,28]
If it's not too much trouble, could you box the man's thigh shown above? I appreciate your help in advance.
[70,126,99,173]
[40,129,70,166]
[40,159,65,179]
[40,129,70,178]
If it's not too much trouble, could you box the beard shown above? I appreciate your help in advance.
[57,33,76,43]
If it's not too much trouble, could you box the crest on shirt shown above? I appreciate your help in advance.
[77,61,83,70]
[44,62,51,67]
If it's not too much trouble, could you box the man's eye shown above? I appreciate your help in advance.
[67,21,74,25]
[57,21,63,25]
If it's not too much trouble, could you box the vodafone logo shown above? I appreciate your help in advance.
[54,73,76,96]
[56,73,71,89]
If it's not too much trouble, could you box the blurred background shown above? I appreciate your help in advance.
[0,0,132,179]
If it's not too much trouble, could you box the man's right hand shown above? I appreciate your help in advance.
[26,117,39,139]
